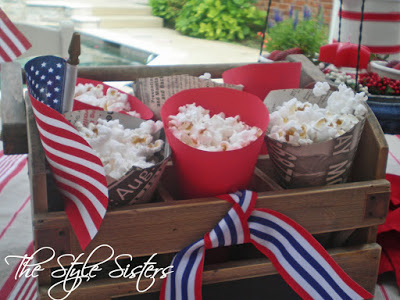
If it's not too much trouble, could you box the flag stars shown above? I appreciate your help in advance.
[41,62,47,67]
[46,92,52,98]
[54,87,60,92]
[35,84,39,89]
[40,88,45,93]
[53,99,59,103]
[55,75,61,80]
[41,75,46,80]
[56,63,62,68]
[30,66,34,71]
[47,80,53,86]
[48,68,54,73]
[35,70,39,75]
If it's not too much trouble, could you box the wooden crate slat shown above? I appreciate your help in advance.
[33,178,389,268]
[286,54,334,88]
[76,63,247,82]
[351,108,388,181]
[38,243,380,300]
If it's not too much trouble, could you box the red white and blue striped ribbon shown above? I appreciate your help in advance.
[161,190,372,300]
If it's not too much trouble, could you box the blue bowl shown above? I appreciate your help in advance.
[367,95,400,134]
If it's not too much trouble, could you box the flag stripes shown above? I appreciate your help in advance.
[29,94,108,249]
[0,9,31,62]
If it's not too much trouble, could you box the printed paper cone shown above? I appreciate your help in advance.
[73,78,154,120]
[65,110,171,208]
[222,62,302,101]
[264,89,366,188]
[161,87,269,199]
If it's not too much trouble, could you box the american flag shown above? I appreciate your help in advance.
[161,190,372,300]
[0,8,31,63]
[24,55,66,112]
[25,56,109,250]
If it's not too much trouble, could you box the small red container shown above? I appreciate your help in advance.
[222,62,302,101]
[161,87,269,199]
[73,78,153,120]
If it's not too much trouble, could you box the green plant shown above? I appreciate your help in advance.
[265,7,327,59]
[175,0,265,42]
[149,0,186,27]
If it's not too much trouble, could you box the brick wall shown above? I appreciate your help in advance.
[255,0,333,25]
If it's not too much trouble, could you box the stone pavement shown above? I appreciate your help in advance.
[79,27,261,66]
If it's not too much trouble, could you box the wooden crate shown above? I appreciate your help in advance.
[1,56,391,300]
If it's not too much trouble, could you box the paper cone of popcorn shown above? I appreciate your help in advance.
[264,89,366,189]
[222,62,302,100]
[65,110,171,208]
[73,78,154,120]
[161,87,269,199]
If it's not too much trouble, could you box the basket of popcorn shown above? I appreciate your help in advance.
[64,110,171,208]
[264,82,368,188]
[222,62,302,100]
[73,78,154,120]
[161,87,269,199]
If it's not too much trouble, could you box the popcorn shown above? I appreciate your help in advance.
[168,103,262,151]
[268,83,367,145]
[74,83,141,118]
[313,81,330,97]
[324,65,369,94]
[75,118,164,180]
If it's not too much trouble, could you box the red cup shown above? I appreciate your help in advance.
[222,62,302,101]
[161,87,269,199]
[73,78,153,120]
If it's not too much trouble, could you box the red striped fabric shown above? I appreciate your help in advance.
[339,10,400,22]
[0,8,31,62]
[331,39,400,55]
[29,94,109,250]
[365,45,400,55]
[0,151,27,194]
[379,284,391,300]
[0,242,37,300]
[0,195,30,241]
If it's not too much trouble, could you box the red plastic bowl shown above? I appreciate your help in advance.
[73,78,153,120]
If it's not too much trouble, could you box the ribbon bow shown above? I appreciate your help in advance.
[161,190,372,300]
